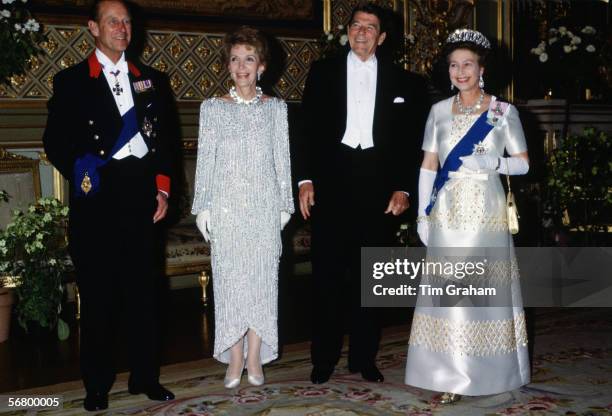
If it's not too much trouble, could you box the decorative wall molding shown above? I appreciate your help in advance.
[0,25,320,103]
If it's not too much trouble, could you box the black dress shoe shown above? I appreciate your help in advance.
[83,392,108,411]
[310,366,334,384]
[360,365,384,382]
[128,383,175,401]
[348,365,359,374]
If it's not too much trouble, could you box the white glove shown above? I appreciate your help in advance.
[417,220,429,247]
[196,210,211,242]
[417,168,437,247]
[280,211,291,230]
[459,154,529,175]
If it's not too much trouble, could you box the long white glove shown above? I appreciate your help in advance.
[281,211,291,230]
[459,154,529,175]
[196,210,211,242]
[417,168,437,246]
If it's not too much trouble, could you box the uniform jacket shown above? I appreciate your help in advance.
[43,53,173,199]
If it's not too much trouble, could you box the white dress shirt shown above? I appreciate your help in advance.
[95,49,148,160]
[299,51,409,197]
[341,51,377,149]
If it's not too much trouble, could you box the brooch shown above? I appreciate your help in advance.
[473,141,488,155]
[486,100,509,127]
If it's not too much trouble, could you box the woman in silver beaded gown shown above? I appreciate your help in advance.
[191,27,294,388]
[404,29,530,404]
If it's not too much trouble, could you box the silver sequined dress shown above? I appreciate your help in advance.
[191,97,294,364]
[404,96,530,395]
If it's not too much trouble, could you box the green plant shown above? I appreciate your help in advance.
[0,0,44,85]
[0,190,9,289]
[0,198,70,339]
[545,128,612,242]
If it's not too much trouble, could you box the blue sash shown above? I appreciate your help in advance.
[425,111,493,215]
[74,107,139,196]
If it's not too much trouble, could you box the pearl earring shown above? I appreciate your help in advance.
[479,75,485,89]
[257,72,261,82]
[450,83,454,91]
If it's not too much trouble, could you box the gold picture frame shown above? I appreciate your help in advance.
[0,148,42,229]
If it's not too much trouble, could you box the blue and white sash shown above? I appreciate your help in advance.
[74,107,139,196]
[425,111,493,215]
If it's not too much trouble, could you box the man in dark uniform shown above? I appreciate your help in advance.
[296,3,428,384]
[43,0,175,410]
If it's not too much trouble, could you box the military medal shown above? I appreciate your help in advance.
[133,79,153,93]
[81,172,92,195]
[142,117,153,137]
[110,70,123,96]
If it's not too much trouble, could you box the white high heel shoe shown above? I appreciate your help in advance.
[224,361,245,389]
[247,364,265,386]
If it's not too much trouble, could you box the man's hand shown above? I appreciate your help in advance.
[153,192,168,223]
[299,182,315,220]
[384,191,409,216]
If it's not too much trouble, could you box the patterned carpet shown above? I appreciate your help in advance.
[4,308,612,415]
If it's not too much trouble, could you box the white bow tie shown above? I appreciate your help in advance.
[354,59,375,71]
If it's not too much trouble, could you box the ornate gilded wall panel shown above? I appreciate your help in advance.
[0,25,320,103]
[331,0,394,30]
[329,0,474,75]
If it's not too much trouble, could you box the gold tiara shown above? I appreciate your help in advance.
[445,29,491,49]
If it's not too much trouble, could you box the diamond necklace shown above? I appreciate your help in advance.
[455,90,485,115]
[229,86,262,105]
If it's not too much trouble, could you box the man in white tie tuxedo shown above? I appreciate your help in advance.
[43,0,175,411]
[296,2,429,385]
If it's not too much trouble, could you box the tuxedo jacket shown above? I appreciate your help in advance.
[296,50,429,207]
[43,54,173,223]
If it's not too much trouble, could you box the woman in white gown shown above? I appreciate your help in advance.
[404,29,530,404]
[192,27,294,389]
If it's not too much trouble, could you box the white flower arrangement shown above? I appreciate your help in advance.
[531,24,599,62]
[319,24,350,58]
[0,0,43,84]
[530,23,604,99]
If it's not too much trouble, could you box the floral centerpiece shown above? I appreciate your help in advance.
[0,198,70,340]
[530,25,602,100]
[0,0,43,85]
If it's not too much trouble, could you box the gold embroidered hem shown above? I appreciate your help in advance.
[408,311,528,357]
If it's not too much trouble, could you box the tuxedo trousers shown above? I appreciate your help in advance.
[68,155,160,394]
[310,146,396,370]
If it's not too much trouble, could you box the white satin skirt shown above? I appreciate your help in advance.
[405,174,530,395]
